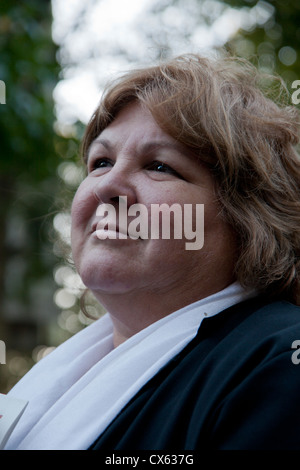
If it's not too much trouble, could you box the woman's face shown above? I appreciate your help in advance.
[71,102,236,305]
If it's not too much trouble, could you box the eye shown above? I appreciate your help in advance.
[147,161,183,179]
[89,158,113,172]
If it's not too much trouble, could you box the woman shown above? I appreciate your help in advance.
[5,53,300,450]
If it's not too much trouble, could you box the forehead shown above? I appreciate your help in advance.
[88,102,191,158]
[97,102,166,140]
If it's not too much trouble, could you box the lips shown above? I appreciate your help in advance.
[91,219,130,239]
[91,216,144,241]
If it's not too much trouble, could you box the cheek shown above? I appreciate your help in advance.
[70,183,96,260]
[71,181,95,228]
[202,201,236,255]
[189,185,235,249]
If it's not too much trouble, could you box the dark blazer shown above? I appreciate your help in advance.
[90,297,300,450]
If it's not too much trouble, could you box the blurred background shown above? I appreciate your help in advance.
[0,0,299,393]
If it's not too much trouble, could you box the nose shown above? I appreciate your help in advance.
[93,165,138,209]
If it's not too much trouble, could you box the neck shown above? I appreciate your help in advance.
[91,278,235,348]
[94,289,182,347]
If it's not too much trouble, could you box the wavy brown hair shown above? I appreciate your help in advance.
[81,53,300,304]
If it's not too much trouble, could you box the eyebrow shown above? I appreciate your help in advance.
[87,137,191,160]
[88,138,111,154]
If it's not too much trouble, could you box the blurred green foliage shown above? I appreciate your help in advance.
[223,0,300,92]
[0,1,60,179]
[0,0,79,392]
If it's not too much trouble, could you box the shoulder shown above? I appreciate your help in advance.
[195,299,300,449]
[183,297,300,412]
[197,297,300,355]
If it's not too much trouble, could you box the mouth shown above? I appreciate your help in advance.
[91,220,139,240]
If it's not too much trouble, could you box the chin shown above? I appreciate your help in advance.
[77,258,135,295]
